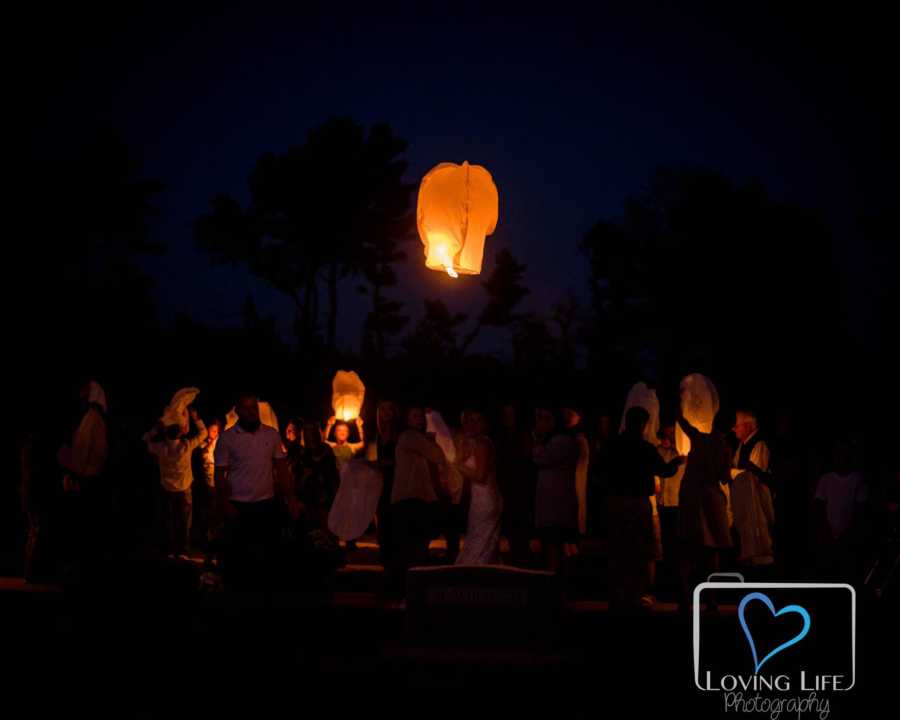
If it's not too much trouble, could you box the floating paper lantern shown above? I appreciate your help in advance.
[161,387,200,427]
[332,370,365,422]
[417,161,499,278]
[619,382,660,445]
[675,373,720,456]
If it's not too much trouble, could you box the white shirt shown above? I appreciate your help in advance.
[214,424,286,502]
[815,471,867,539]
[144,420,207,493]
[734,431,771,473]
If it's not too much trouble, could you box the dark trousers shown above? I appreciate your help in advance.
[62,475,111,583]
[191,482,215,554]
[659,506,679,574]
[502,497,534,568]
[387,499,436,594]
[607,496,654,609]
[162,487,192,556]
[223,499,279,590]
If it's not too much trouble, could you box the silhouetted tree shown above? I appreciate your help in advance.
[459,248,530,354]
[512,315,556,376]
[581,167,846,403]
[404,299,468,358]
[550,291,583,372]
[19,130,163,377]
[358,173,414,359]
[196,118,413,353]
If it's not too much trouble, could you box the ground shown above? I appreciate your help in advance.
[0,535,891,718]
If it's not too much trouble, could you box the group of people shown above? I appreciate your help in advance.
[17,378,897,608]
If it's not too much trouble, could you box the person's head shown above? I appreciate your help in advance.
[660,423,676,448]
[333,420,351,444]
[303,420,323,450]
[534,407,557,436]
[236,393,261,432]
[623,406,650,438]
[406,406,426,433]
[561,406,582,430]
[79,378,107,414]
[462,408,487,437]
[283,418,302,446]
[207,419,221,441]
[500,403,517,431]
[733,410,759,443]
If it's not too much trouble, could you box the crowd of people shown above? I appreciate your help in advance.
[15,378,899,610]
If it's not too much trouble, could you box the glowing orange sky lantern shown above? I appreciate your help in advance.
[332,370,365,422]
[417,161,499,278]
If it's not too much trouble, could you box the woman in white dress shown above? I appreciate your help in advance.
[455,409,503,565]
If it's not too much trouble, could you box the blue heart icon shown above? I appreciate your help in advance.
[738,592,811,673]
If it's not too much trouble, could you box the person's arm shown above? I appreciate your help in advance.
[69,411,100,476]
[738,440,775,489]
[349,417,366,454]
[675,414,699,441]
[651,447,685,479]
[323,416,336,442]
[183,409,208,452]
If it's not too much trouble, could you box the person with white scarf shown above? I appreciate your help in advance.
[144,402,208,559]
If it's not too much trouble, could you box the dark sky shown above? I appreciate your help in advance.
[22,2,895,354]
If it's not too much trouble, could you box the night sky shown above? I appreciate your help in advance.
[22,2,895,354]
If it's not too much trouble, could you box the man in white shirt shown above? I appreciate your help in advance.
[144,407,207,559]
[732,409,776,566]
[214,393,297,588]
[733,410,772,482]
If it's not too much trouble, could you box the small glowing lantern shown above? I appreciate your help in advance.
[332,370,365,422]
[675,373,720,456]
[417,161,499,278]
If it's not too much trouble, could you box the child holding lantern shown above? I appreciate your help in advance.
[324,416,366,472]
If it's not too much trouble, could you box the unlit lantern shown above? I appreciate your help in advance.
[417,161,499,278]
[332,370,365,422]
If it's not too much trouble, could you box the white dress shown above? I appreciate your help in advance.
[455,437,503,565]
